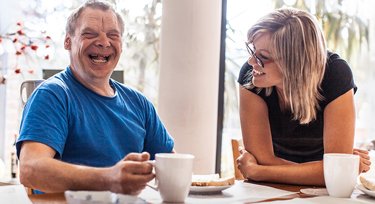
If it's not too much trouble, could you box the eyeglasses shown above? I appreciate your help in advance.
[245,42,273,68]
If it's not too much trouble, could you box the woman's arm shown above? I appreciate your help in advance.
[239,87,293,165]
[237,150,324,185]
[238,89,366,186]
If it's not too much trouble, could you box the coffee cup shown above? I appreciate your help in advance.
[20,79,45,106]
[148,153,194,203]
[323,153,359,198]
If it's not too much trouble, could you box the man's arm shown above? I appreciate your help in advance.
[19,141,154,195]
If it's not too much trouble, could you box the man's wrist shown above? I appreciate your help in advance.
[98,167,114,191]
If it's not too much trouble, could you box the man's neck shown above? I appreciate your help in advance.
[70,66,115,97]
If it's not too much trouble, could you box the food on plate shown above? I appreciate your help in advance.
[360,176,375,191]
[191,174,235,187]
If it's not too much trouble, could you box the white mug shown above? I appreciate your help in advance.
[0,158,5,179]
[323,153,359,198]
[149,153,194,203]
[20,79,44,106]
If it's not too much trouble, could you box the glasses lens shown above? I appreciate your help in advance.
[255,57,264,68]
[245,43,264,68]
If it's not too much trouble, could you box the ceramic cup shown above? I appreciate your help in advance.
[20,79,44,106]
[323,153,359,198]
[150,153,194,203]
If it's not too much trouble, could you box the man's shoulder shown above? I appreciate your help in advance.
[36,69,73,99]
[40,74,68,91]
[112,81,147,98]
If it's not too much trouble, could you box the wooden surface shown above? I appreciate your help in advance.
[231,138,245,180]
[29,193,66,204]
[28,181,317,204]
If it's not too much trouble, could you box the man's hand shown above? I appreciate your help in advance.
[353,148,371,173]
[108,152,155,195]
[236,149,260,181]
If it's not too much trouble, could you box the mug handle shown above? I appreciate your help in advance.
[146,160,158,191]
[20,81,28,106]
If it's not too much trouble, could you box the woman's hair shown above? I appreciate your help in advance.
[245,7,327,124]
[66,0,124,36]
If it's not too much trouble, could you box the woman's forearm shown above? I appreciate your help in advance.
[258,155,296,166]
[250,161,325,186]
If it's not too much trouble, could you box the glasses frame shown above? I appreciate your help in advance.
[245,42,265,68]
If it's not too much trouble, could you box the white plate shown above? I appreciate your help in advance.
[357,184,375,197]
[189,185,233,194]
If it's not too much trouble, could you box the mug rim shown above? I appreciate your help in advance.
[21,79,45,83]
[155,153,194,159]
[323,153,359,158]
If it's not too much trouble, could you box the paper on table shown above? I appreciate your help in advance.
[260,196,374,204]
[0,184,32,204]
[258,186,375,204]
[64,190,148,204]
[139,181,297,203]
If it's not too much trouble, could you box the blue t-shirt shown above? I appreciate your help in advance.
[17,67,174,167]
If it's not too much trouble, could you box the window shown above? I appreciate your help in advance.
[222,0,375,177]
[0,0,162,178]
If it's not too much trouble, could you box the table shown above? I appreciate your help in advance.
[28,181,315,204]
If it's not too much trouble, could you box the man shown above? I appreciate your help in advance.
[16,0,174,195]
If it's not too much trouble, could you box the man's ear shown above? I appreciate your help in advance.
[64,35,71,50]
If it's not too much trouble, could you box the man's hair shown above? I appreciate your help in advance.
[245,7,327,124]
[66,0,124,36]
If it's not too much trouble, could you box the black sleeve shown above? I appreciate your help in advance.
[320,53,357,107]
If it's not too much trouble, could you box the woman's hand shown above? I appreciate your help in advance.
[236,149,260,181]
[353,148,371,173]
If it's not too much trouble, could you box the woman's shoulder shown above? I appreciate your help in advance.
[324,51,354,84]
[326,51,350,68]
[320,51,357,106]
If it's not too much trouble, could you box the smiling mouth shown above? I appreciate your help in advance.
[253,69,265,76]
[89,54,111,64]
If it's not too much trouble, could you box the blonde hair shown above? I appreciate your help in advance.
[245,8,327,124]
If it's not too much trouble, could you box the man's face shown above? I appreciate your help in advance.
[64,7,122,82]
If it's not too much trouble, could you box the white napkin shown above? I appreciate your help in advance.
[64,190,147,204]
[0,184,32,204]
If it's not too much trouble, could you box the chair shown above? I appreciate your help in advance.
[231,139,245,180]
[26,187,33,195]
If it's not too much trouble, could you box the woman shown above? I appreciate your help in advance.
[236,7,370,186]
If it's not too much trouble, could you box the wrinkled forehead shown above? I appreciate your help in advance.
[79,7,117,22]
[76,7,120,30]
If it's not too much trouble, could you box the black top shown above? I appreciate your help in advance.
[237,52,357,163]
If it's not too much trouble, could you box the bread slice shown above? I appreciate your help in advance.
[191,174,235,187]
[360,176,375,191]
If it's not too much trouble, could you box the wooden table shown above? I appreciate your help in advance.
[28,181,316,204]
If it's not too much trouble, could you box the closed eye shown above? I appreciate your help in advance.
[259,53,271,61]
[107,33,120,39]
[82,32,97,38]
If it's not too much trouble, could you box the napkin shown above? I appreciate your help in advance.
[0,184,32,204]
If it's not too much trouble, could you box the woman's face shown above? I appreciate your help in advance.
[248,33,283,90]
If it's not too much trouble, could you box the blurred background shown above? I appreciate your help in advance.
[0,0,374,180]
